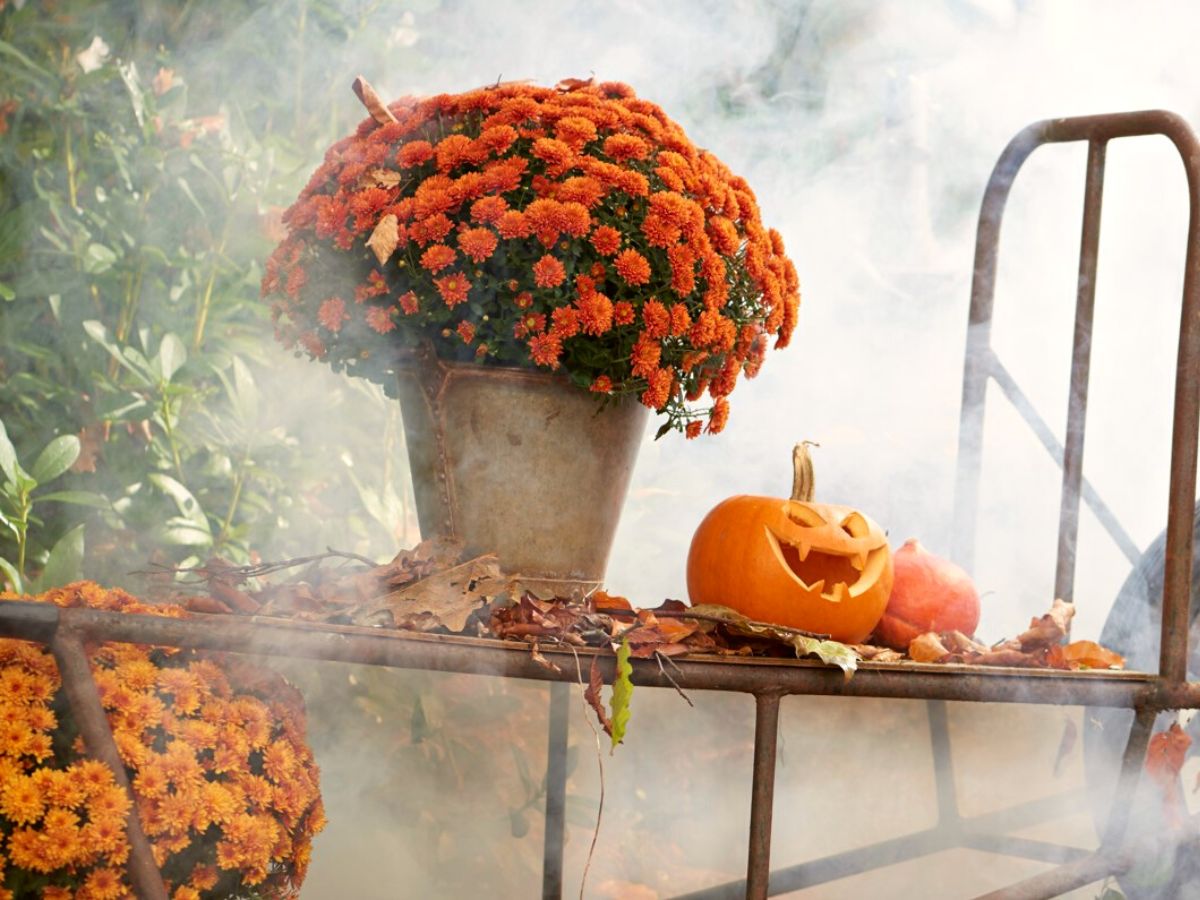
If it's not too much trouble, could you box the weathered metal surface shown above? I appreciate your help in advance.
[746,693,781,899]
[542,681,570,900]
[1054,138,1106,604]
[0,603,1167,706]
[396,360,648,598]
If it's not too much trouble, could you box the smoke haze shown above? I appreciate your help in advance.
[21,0,1200,896]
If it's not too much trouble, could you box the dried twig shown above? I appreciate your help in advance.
[135,549,376,583]
[656,651,694,707]
[594,606,832,641]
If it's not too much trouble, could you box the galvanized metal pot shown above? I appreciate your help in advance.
[395,358,648,597]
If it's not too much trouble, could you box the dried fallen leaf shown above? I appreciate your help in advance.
[1017,598,1075,650]
[366,213,399,265]
[686,604,858,676]
[850,644,905,663]
[1056,640,1125,670]
[584,656,612,738]
[908,632,950,663]
[358,553,504,632]
[367,167,402,188]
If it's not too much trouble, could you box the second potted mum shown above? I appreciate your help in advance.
[262,78,800,591]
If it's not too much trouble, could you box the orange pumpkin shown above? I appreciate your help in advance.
[685,444,894,642]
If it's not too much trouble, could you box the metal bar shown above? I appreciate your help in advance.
[672,789,1092,900]
[954,110,1200,591]
[542,681,569,900]
[927,699,960,826]
[1100,705,1156,849]
[968,850,1119,900]
[1157,113,1200,683]
[2,604,1185,709]
[50,634,168,900]
[1055,139,1107,603]
[959,832,1091,865]
[988,353,1141,565]
[746,693,781,899]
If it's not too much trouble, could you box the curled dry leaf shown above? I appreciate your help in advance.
[358,553,505,632]
[585,656,613,738]
[908,632,950,663]
[1017,598,1075,650]
[686,603,858,677]
[1048,640,1125,670]
[366,213,399,265]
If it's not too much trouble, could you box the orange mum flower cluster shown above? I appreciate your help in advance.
[0,583,325,899]
[264,79,800,436]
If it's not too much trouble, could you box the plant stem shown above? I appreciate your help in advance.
[64,123,78,210]
[215,450,249,551]
[191,233,228,352]
[15,491,29,577]
[159,393,184,481]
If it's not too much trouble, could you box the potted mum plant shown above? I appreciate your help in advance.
[0,583,325,900]
[262,77,800,593]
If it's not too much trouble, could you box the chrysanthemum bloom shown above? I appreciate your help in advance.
[0,582,325,899]
[264,79,801,437]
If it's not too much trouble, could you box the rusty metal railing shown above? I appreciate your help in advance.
[2,110,1199,899]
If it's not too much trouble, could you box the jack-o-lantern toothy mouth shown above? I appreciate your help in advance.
[765,527,866,602]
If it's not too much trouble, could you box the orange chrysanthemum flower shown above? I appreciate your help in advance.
[456,321,476,344]
[707,396,730,434]
[613,301,635,326]
[590,225,621,256]
[576,292,613,336]
[420,243,457,273]
[528,332,563,369]
[550,307,580,338]
[317,296,349,333]
[590,375,613,393]
[435,273,472,307]
[532,255,566,289]
[365,305,396,334]
[458,227,499,263]
[613,249,651,287]
[470,195,509,224]
[640,368,673,411]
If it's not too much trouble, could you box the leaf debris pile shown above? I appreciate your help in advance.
[173,541,1124,676]
[855,599,1125,671]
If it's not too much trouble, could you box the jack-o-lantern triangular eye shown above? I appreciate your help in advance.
[840,512,870,538]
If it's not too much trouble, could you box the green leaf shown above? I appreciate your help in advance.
[609,638,633,751]
[30,435,80,484]
[83,243,119,274]
[157,333,187,382]
[686,604,860,678]
[33,524,85,591]
[35,490,111,509]
[0,557,22,594]
[0,282,14,301]
[230,355,259,422]
[148,474,210,531]
[0,419,17,485]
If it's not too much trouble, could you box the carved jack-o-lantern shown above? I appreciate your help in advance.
[686,444,894,643]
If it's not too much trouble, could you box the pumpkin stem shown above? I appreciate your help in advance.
[791,441,818,502]
[351,76,398,125]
